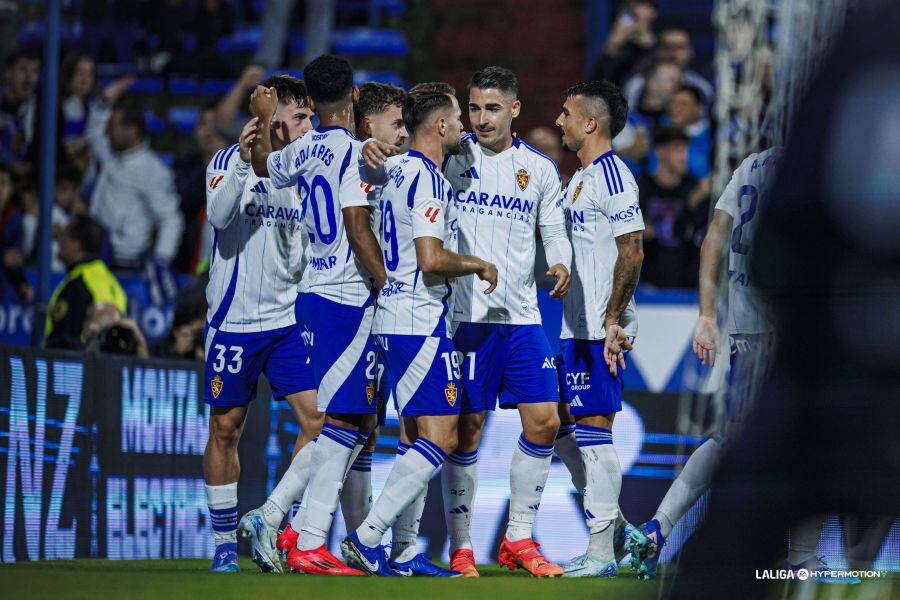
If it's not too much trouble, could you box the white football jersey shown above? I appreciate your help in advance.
[445,135,570,325]
[714,148,780,335]
[373,150,458,337]
[561,151,644,341]
[266,126,374,307]
[205,144,306,333]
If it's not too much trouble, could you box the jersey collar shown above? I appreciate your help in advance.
[315,125,358,140]
[591,150,615,165]
[408,149,438,171]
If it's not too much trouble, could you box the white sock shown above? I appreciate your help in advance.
[357,438,445,548]
[441,448,478,553]
[290,486,310,531]
[341,449,373,532]
[576,425,620,562]
[788,517,824,566]
[262,439,316,528]
[390,443,425,562]
[505,434,553,542]
[206,482,238,547]
[555,422,586,493]
[654,438,722,539]
[296,423,357,550]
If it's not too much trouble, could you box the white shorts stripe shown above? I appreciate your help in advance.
[317,305,374,412]
[395,337,440,415]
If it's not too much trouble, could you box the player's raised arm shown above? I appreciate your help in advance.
[537,167,573,299]
[248,85,279,178]
[206,118,258,230]
[693,208,733,366]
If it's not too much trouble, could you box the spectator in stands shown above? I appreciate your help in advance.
[173,103,228,273]
[151,273,208,360]
[0,164,32,301]
[60,52,97,171]
[662,84,712,179]
[623,24,714,109]
[0,50,40,174]
[214,65,264,137]
[254,0,336,68]
[524,126,570,184]
[51,165,87,272]
[44,214,127,349]
[593,0,658,85]
[81,301,149,358]
[86,77,183,270]
[637,127,709,288]
[81,0,139,65]
[188,0,238,77]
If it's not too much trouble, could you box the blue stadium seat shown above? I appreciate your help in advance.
[169,78,233,96]
[159,152,175,168]
[144,110,166,135]
[168,107,200,134]
[97,77,164,95]
[354,70,406,88]
[333,28,408,56]
[217,25,261,53]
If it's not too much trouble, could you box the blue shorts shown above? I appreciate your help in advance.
[558,338,624,416]
[376,334,461,417]
[296,293,377,415]
[204,323,315,408]
[725,333,772,421]
[452,323,559,414]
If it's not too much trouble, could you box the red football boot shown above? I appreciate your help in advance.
[277,524,299,554]
[449,548,479,578]
[497,536,563,577]
[286,544,365,576]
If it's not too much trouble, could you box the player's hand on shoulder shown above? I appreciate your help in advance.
[692,315,720,367]
[603,323,632,377]
[478,261,498,295]
[362,139,400,169]
[249,85,278,120]
[238,117,259,163]
[547,263,570,299]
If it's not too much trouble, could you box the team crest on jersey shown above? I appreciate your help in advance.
[572,182,583,203]
[366,381,376,405]
[211,375,223,398]
[516,168,530,191]
[444,382,458,407]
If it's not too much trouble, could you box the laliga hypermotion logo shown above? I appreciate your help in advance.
[516,168,530,191]
[211,375,223,398]
[445,382,458,406]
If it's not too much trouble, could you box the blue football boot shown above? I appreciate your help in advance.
[389,553,461,577]
[210,542,240,573]
[340,531,399,577]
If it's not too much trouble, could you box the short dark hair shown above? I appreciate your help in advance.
[60,51,93,93]
[657,20,691,38]
[468,66,518,97]
[4,50,40,70]
[403,82,456,135]
[56,163,83,185]
[115,106,147,139]
[357,82,406,117]
[303,54,354,104]
[67,214,106,256]
[264,74,309,108]
[653,125,690,147]
[564,80,629,138]
[674,84,703,106]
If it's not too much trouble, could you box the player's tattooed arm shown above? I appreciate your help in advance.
[603,231,644,376]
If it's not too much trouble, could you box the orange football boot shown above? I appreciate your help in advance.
[449,548,479,578]
[497,537,564,577]
[286,544,365,575]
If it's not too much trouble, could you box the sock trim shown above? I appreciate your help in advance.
[517,434,553,458]
[556,422,576,439]
[575,424,612,447]
[356,430,371,445]
[320,423,358,449]
[411,438,446,468]
[350,449,373,472]
[209,506,238,532]
[397,442,411,456]
[447,449,478,466]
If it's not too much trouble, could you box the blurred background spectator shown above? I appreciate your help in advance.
[593,0,658,85]
[44,214,126,349]
[86,77,183,270]
[254,0,336,69]
[524,126,570,184]
[151,273,208,361]
[59,51,96,171]
[0,163,32,301]
[0,50,40,175]
[637,126,709,289]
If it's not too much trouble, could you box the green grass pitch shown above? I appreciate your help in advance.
[0,559,661,600]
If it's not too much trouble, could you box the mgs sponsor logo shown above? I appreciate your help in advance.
[609,203,641,223]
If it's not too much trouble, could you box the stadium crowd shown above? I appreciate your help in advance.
[0,0,715,356]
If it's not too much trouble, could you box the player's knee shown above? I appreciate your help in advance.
[211,418,242,449]
[457,413,485,449]
[525,411,560,444]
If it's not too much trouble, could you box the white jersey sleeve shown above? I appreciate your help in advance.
[536,162,571,270]
[206,144,248,230]
[266,136,304,190]
[338,141,374,209]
